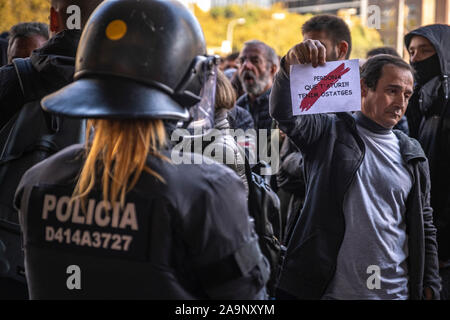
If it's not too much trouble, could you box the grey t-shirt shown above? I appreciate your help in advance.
[323,125,413,300]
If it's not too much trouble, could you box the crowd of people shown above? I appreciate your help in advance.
[0,0,449,300]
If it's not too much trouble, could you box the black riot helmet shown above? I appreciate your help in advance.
[42,0,208,120]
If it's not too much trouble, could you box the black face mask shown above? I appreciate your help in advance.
[411,53,441,85]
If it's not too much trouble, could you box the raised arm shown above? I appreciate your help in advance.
[269,42,331,153]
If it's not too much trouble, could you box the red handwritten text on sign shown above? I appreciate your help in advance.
[299,63,351,112]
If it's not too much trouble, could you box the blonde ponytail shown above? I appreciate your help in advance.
[72,119,168,208]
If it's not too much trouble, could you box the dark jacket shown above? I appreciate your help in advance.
[0,30,84,223]
[236,89,273,131]
[269,61,441,300]
[14,144,269,299]
[394,116,409,135]
[405,25,450,260]
[276,137,305,245]
[0,30,80,129]
[236,90,275,166]
[227,105,258,166]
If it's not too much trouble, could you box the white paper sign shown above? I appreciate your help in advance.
[290,59,361,115]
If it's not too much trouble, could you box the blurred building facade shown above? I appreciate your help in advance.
[183,0,449,56]
[278,0,449,56]
[210,0,274,7]
[180,0,277,9]
[280,0,364,13]
[279,0,448,25]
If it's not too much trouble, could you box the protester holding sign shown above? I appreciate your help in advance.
[270,32,440,298]
[404,24,450,300]
[277,15,353,248]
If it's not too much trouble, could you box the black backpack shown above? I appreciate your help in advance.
[0,58,85,297]
[244,158,283,297]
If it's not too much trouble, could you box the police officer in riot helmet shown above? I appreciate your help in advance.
[14,0,269,299]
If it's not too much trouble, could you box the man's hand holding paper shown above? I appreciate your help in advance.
[289,60,361,115]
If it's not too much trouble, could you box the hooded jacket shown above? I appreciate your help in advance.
[405,25,450,260]
[276,137,305,245]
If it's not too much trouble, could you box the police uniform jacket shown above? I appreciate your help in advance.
[14,144,269,299]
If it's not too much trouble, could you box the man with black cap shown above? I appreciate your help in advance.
[13,0,269,299]
[405,24,450,299]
